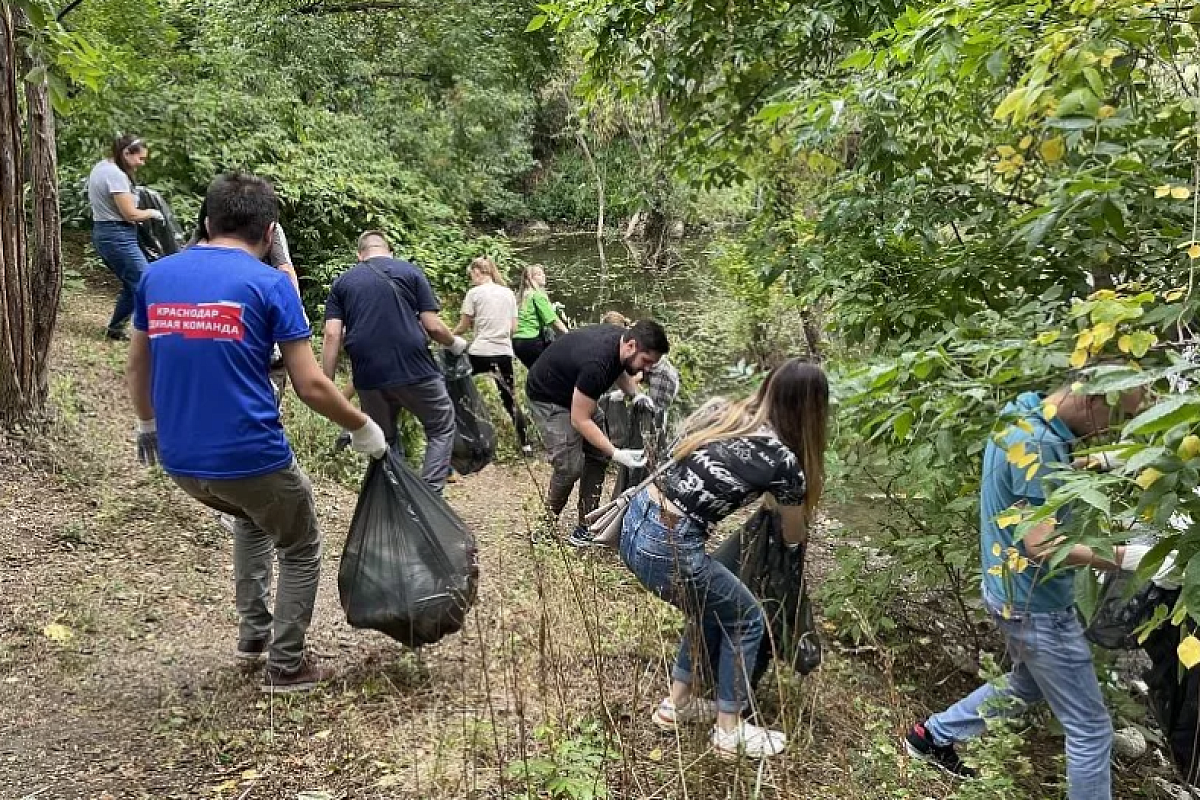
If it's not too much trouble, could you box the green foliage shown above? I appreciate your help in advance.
[504,720,614,800]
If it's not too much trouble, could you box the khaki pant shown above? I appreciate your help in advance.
[172,461,320,672]
[528,399,609,526]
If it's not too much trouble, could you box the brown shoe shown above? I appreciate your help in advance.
[261,656,334,694]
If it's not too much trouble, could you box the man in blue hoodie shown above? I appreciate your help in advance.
[904,383,1150,799]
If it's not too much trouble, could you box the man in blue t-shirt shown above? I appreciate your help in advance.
[321,230,466,491]
[126,173,387,694]
[905,383,1150,799]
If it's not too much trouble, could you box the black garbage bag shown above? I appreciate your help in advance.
[1142,596,1200,786]
[135,186,184,262]
[610,401,655,499]
[1084,569,1174,650]
[338,450,479,647]
[440,351,496,475]
[712,508,821,687]
[599,392,631,449]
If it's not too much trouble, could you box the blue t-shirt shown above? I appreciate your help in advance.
[324,257,441,390]
[133,246,311,479]
[980,391,1077,613]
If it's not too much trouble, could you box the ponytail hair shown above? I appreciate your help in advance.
[518,264,544,304]
[471,256,507,287]
[673,358,828,515]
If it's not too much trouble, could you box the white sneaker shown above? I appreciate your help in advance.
[710,722,787,760]
[651,697,719,730]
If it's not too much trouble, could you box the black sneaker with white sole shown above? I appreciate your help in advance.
[904,722,978,778]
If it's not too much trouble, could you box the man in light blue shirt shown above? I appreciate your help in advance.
[905,384,1148,800]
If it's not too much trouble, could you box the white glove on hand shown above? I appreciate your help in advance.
[350,418,388,459]
[145,209,164,222]
[612,448,647,469]
[1117,544,1154,572]
[449,336,469,356]
[631,393,656,412]
[1152,551,1181,590]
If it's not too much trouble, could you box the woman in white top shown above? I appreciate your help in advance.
[88,134,164,340]
[453,257,528,450]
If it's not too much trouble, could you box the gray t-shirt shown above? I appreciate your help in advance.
[185,224,292,268]
[87,160,133,222]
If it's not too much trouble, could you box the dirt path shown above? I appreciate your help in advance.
[0,279,1048,799]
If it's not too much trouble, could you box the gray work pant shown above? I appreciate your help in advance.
[171,461,321,672]
[358,377,456,491]
[528,399,609,526]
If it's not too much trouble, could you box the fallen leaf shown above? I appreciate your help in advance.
[1189,244,1200,260]
[43,623,74,644]
[1173,185,1192,200]
[1179,635,1200,668]
[1135,468,1164,490]
[1155,185,1171,198]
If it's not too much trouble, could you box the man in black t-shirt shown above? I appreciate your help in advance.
[526,320,670,544]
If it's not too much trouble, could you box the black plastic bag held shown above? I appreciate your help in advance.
[441,351,496,475]
[135,186,184,262]
[339,450,479,647]
[1141,595,1200,786]
[609,400,655,499]
[713,508,821,686]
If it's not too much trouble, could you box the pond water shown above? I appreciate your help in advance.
[512,233,713,328]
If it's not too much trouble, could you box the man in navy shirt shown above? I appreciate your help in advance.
[126,173,387,694]
[322,231,466,491]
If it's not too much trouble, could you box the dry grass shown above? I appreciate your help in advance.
[0,272,1162,800]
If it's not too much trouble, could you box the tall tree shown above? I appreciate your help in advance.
[0,3,64,426]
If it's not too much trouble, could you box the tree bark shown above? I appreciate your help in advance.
[0,7,62,426]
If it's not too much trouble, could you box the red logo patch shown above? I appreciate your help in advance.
[147,302,245,341]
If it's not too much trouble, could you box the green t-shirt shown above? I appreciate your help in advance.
[514,290,559,340]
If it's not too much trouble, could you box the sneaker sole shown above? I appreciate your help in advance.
[236,652,268,664]
[711,743,785,761]
[903,740,970,779]
[651,710,678,732]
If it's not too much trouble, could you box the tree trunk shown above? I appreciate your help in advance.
[0,7,62,426]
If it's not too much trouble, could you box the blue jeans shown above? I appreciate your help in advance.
[92,221,149,332]
[927,597,1112,800]
[619,489,764,714]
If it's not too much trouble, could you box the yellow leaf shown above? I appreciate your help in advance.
[1043,402,1059,420]
[1017,452,1038,468]
[997,145,1017,157]
[1188,244,1200,260]
[1167,289,1187,301]
[1155,185,1172,198]
[1006,442,1027,465]
[1077,329,1095,348]
[1040,137,1065,164]
[1025,463,1039,481]
[1098,104,1116,119]
[314,729,332,740]
[1117,334,1132,353]
[1179,635,1200,668]
[1016,418,1034,434]
[1069,348,1089,368]
[1091,321,1116,349]
[991,542,1002,557]
[1019,135,1033,150]
[1010,153,1025,167]
[1178,434,1200,460]
[648,747,663,762]
[1135,468,1164,490]
[241,769,259,781]
[1173,185,1192,200]
[1090,289,1117,301]
[1035,330,1060,345]
[42,623,73,644]
[987,565,1004,577]
[996,511,1022,529]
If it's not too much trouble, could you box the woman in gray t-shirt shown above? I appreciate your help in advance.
[88,134,162,340]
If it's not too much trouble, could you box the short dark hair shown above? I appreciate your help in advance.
[204,172,278,244]
[625,319,669,355]
[357,230,390,253]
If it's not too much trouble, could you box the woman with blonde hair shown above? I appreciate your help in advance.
[454,257,528,449]
[511,264,568,369]
[619,358,829,759]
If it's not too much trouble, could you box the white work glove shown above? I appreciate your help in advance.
[1152,551,1181,590]
[631,393,656,412]
[1117,544,1153,572]
[612,448,647,469]
[135,418,159,466]
[449,336,469,356]
[349,418,387,459]
[144,209,164,222]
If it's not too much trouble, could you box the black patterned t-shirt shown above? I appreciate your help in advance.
[660,431,806,529]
